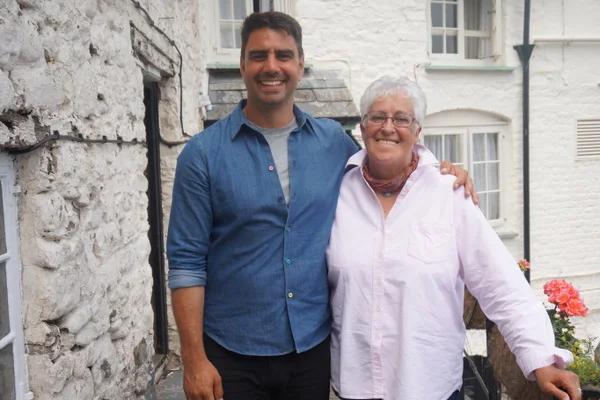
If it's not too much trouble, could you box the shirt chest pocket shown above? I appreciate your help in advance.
[407,221,452,264]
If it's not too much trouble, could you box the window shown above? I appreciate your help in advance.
[0,154,28,400]
[212,0,297,61]
[429,0,501,63]
[217,0,271,49]
[422,111,507,223]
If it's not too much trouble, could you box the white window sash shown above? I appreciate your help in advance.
[422,126,504,224]
[211,0,296,62]
[215,0,253,52]
[428,0,502,64]
[421,127,469,168]
[468,128,503,223]
[464,30,492,38]
[457,0,466,59]
[272,0,296,14]
[0,154,30,400]
[491,0,501,60]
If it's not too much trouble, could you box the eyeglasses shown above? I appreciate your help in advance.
[364,112,417,128]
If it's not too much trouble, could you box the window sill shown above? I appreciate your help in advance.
[494,229,519,239]
[207,63,240,70]
[425,64,518,72]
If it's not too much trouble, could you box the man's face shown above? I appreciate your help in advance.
[240,28,304,111]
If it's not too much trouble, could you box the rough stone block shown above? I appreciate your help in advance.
[22,263,82,323]
[27,354,75,395]
[10,64,66,110]
[32,191,80,241]
[24,322,53,345]
[74,301,110,346]
[55,370,94,400]
[60,303,94,335]
[0,112,39,147]
[0,70,15,112]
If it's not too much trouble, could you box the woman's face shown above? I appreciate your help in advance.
[361,94,421,168]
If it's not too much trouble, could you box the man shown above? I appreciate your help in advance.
[167,11,473,400]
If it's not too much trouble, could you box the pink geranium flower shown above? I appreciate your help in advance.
[517,259,531,272]
[544,279,588,317]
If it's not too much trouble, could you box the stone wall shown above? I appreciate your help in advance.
[0,0,203,397]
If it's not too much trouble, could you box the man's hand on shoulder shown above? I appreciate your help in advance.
[182,356,224,400]
[440,160,479,205]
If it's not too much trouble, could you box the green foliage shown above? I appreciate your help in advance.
[548,308,578,350]
[567,339,600,387]
[548,309,600,386]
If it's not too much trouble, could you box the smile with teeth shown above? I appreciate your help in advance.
[261,80,284,86]
[376,139,398,145]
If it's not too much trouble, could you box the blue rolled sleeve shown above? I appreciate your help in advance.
[167,136,212,289]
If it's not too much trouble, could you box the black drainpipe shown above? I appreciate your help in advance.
[514,0,535,282]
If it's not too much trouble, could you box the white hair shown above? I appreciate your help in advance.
[359,76,427,128]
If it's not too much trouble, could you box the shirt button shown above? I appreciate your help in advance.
[286,226,291,232]
[277,197,283,203]
[288,292,294,298]
[285,258,291,265]
[268,165,274,171]
[376,307,381,312]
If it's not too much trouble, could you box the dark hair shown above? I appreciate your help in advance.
[240,11,304,58]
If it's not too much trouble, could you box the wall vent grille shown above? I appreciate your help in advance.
[577,119,600,158]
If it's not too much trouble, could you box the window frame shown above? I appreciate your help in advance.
[214,0,255,56]
[469,128,503,222]
[209,0,297,64]
[421,123,507,227]
[0,154,30,400]
[427,0,503,66]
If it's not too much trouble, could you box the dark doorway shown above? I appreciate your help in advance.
[143,82,169,356]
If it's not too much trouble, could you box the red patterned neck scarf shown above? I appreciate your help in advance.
[362,152,420,196]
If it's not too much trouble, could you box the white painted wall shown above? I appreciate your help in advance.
[296,0,600,345]
[528,0,600,340]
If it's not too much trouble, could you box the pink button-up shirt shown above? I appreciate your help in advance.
[326,146,572,400]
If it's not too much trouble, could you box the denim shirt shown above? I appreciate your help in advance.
[167,100,359,355]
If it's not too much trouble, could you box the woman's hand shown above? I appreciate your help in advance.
[534,365,581,400]
[440,160,479,205]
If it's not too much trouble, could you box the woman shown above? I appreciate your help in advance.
[326,76,581,400]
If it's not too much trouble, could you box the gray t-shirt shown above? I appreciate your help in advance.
[249,118,298,204]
